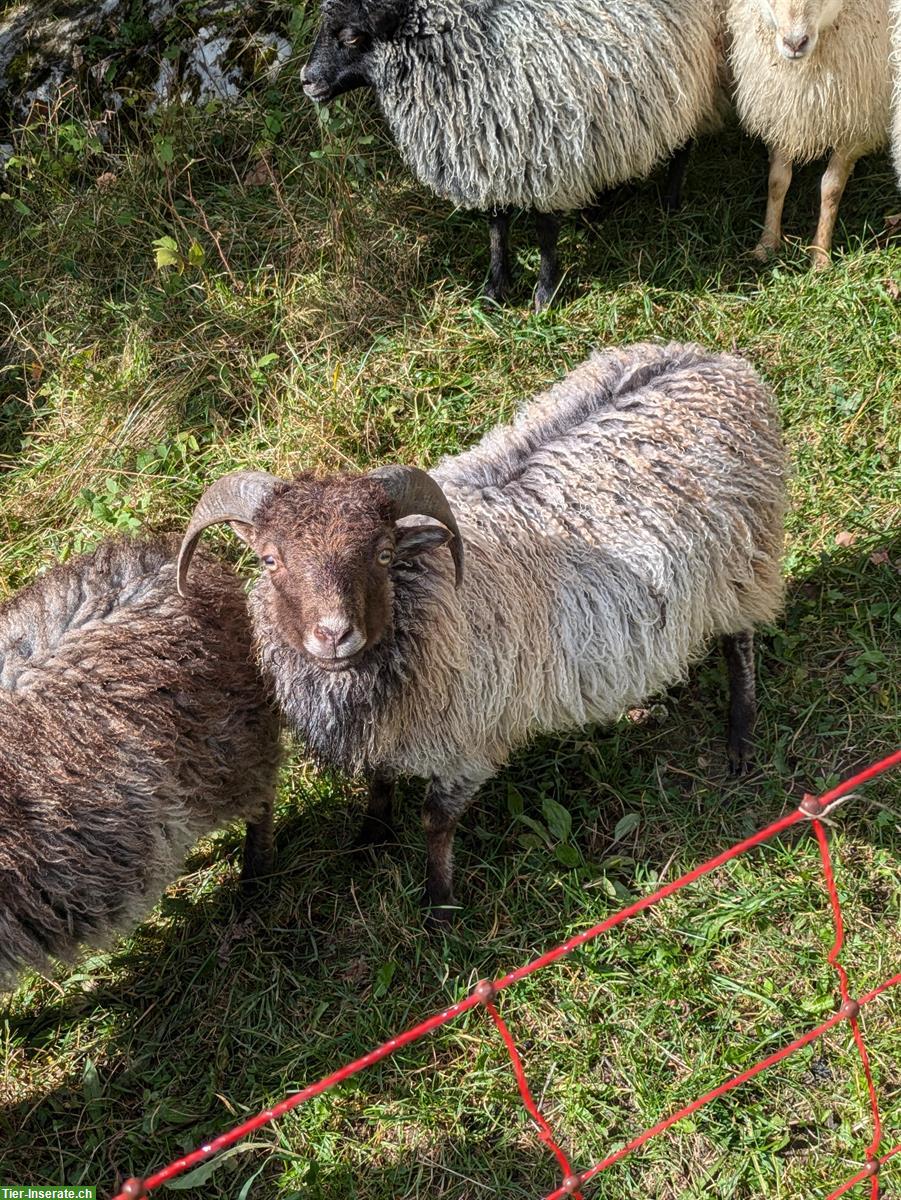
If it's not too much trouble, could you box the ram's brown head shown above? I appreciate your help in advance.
[177,467,463,671]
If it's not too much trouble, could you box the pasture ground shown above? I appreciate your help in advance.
[0,58,900,1200]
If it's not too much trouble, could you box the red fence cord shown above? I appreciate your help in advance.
[113,748,901,1200]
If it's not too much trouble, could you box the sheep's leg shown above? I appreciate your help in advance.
[484,208,513,303]
[722,631,756,776]
[422,773,485,923]
[809,146,861,270]
[664,140,693,213]
[534,212,561,311]
[241,797,275,888]
[354,771,396,849]
[754,147,792,261]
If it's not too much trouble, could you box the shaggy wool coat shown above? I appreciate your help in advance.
[0,537,279,988]
[365,0,724,211]
[727,0,892,161]
[257,342,787,787]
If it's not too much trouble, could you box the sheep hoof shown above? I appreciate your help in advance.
[239,868,268,898]
[533,287,554,312]
[239,851,274,892]
[728,749,753,778]
[353,817,396,851]
[483,281,512,306]
[752,241,778,263]
[809,247,831,271]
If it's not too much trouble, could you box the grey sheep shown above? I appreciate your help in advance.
[0,536,280,989]
[726,0,893,267]
[301,0,724,307]
[179,342,787,921]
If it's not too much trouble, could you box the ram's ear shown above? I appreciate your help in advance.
[395,523,452,561]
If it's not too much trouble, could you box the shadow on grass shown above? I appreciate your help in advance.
[411,130,898,308]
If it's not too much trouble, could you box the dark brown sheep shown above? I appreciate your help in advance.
[0,535,280,989]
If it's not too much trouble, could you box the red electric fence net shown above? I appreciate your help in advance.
[114,749,901,1200]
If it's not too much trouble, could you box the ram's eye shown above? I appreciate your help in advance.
[377,548,393,566]
[261,555,278,571]
[340,28,364,47]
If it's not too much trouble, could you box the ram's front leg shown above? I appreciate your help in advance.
[241,796,275,891]
[422,772,488,924]
[355,770,396,849]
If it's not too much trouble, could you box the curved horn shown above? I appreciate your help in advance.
[177,470,280,597]
[370,465,464,587]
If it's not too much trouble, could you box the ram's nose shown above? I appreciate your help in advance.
[305,615,367,663]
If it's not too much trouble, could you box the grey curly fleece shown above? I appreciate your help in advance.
[260,342,787,785]
[358,0,723,211]
[0,536,279,988]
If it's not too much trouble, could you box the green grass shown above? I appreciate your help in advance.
[1,70,900,1200]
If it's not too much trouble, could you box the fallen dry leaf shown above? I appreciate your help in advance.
[243,158,274,188]
[870,549,890,566]
[834,531,857,548]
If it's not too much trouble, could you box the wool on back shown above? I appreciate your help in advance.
[427,342,786,758]
[267,343,787,788]
[727,0,892,161]
[370,0,721,210]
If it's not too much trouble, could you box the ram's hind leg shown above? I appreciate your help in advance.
[354,771,396,850]
[722,631,756,776]
[422,773,486,925]
[241,796,275,889]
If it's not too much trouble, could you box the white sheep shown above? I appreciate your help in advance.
[891,0,901,184]
[726,0,893,267]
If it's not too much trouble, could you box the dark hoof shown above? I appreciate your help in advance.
[353,817,395,852]
[533,277,560,311]
[423,889,460,928]
[728,750,753,778]
[483,281,511,306]
[239,872,267,900]
[425,903,460,930]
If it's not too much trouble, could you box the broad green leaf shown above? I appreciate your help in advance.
[542,796,572,842]
[613,812,640,842]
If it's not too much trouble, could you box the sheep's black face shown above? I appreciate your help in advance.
[302,20,374,102]
[302,0,407,101]
[248,476,450,672]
